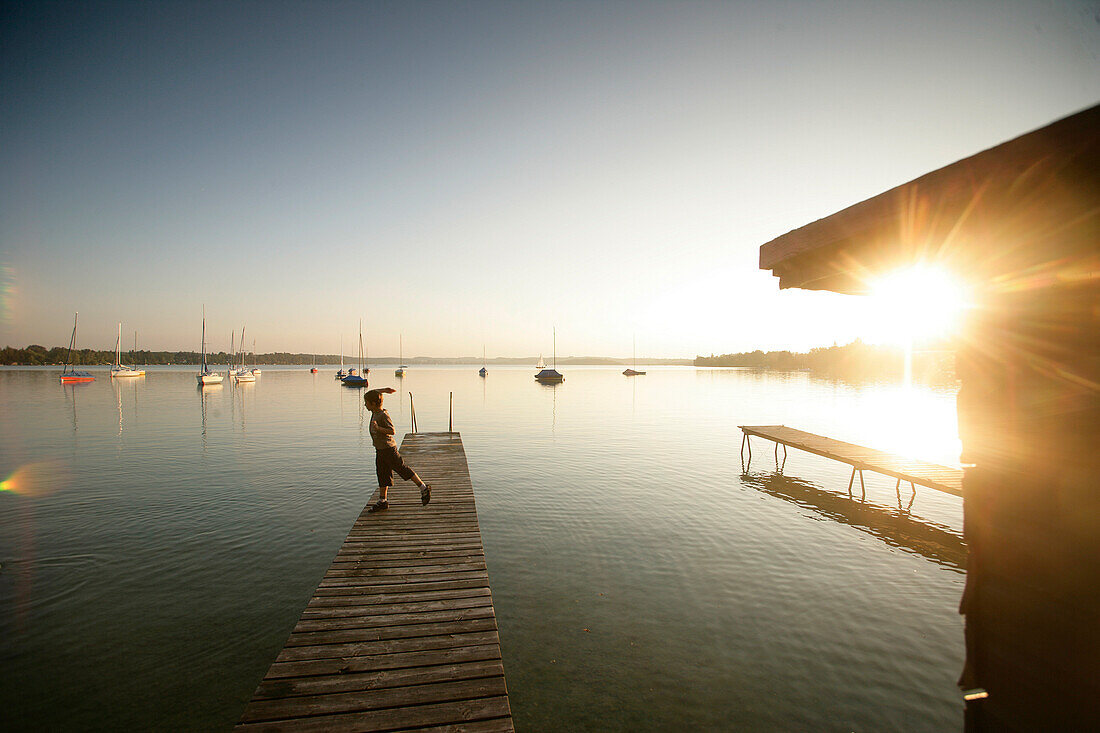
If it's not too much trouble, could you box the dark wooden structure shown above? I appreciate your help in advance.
[739,425,963,497]
[236,432,514,732]
[759,103,1100,730]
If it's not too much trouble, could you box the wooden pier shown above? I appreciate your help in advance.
[236,432,514,732]
[739,425,963,497]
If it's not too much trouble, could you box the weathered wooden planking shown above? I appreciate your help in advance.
[237,432,514,732]
[739,424,963,496]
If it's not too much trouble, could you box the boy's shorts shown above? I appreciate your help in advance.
[376,446,414,488]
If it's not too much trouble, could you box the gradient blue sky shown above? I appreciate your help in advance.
[3,1,1099,358]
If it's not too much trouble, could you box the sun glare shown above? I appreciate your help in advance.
[864,265,968,346]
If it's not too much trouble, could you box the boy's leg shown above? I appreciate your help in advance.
[369,450,392,512]
[391,450,431,505]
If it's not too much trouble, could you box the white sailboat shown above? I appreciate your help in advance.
[250,338,261,375]
[235,335,256,382]
[111,322,145,377]
[197,308,223,385]
[228,328,245,378]
[535,328,564,383]
[395,335,407,377]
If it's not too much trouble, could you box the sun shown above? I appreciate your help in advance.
[863,265,969,346]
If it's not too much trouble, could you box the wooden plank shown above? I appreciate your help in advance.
[264,644,503,679]
[237,432,514,732]
[740,424,964,496]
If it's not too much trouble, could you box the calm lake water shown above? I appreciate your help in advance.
[0,365,965,731]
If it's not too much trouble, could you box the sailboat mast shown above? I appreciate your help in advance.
[359,319,363,373]
[64,312,78,372]
[553,326,556,369]
[116,323,122,366]
[201,307,207,370]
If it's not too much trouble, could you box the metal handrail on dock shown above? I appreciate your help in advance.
[236,432,513,732]
[739,425,963,500]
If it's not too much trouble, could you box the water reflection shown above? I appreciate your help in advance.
[740,469,967,571]
[112,377,141,437]
[62,383,79,435]
[198,382,221,449]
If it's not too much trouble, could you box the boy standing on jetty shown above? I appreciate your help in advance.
[364,388,431,512]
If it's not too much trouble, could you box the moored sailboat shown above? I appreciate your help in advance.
[111,322,145,377]
[342,321,369,387]
[395,335,406,377]
[535,328,564,383]
[59,312,95,383]
[197,308,223,385]
[623,335,646,376]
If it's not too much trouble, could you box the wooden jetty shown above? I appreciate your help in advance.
[739,425,963,497]
[236,432,514,732]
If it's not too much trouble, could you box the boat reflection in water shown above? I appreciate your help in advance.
[739,468,966,571]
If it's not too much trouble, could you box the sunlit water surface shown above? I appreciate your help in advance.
[1,366,965,730]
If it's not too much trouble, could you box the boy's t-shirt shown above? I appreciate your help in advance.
[369,408,397,450]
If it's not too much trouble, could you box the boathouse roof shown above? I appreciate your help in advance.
[758,103,1100,295]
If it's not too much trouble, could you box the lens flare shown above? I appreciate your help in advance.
[865,265,969,345]
[0,461,70,497]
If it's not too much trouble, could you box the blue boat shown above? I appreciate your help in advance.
[341,323,369,387]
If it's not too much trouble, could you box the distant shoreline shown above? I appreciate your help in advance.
[0,345,693,367]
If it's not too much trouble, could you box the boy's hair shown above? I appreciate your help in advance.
[364,389,383,406]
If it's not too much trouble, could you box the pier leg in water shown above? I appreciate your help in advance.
[364,388,431,511]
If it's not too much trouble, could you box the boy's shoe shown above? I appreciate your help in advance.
[367,499,389,513]
[420,484,432,506]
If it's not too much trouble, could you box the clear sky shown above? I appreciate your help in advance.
[3,1,1099,358]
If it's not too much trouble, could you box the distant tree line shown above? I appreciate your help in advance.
[2,345,694,367]
[694,340,956,383]
[1,345,341,366]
